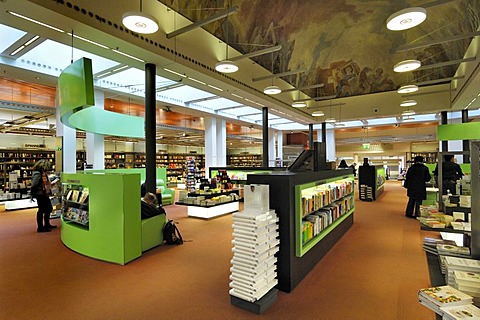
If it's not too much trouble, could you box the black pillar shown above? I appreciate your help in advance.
[308,124,314,150]
[441,111,448,152]
[145,63,156,194]
[462,109,470,163]
[262,107,269,167]
[322,122,326,145]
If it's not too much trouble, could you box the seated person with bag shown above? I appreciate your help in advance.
[141,192,166,220]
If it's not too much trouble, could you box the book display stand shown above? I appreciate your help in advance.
[229,184,279,314]
[358,165,385,201]
[247,170,355,292]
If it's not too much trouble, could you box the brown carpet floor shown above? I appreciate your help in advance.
[0,180,437,320]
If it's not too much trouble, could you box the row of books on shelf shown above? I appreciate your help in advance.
[300,180,354,216]
[63,207,89,225]
[65,188,89,204]
[301,195,354,245]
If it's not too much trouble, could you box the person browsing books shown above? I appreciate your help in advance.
[404,156,431,218]
[30,159,56,232]
[433,154,464,195]
[141,192,166,220]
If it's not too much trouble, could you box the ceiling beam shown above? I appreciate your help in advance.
[229,45,282,62]
[166,6,238,39]
[397,31,480,52]
[252,69,306,82]
[417,57,476,70]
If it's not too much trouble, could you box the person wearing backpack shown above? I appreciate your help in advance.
[30,159,56,233]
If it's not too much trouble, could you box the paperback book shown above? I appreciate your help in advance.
[440,304,480,320]
[418,285,473,315]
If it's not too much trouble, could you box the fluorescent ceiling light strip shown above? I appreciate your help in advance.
[112,49,145,62]
[10,45,25,56]
[96,71,112,78]
[164,68,186,78]
[67,33,109,49]
[254,102,265,107]
[188,77,206,85]
[231,93,244,99]
[24,35,40,46]
[8,11,65,33]
[112,65,129,72]
[208,84,223,91]
[244,98,256,103]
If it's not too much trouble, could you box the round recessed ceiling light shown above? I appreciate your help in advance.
[312,111,324,116]
[400,100,417,107]
[325,118,336,123]
[215,60,238,73]
[394,59,421,72]
[386,7,427,31]
[292,101,307,108]
[122,11,159,34]
[264,85,282,95]
[397,84,419,94]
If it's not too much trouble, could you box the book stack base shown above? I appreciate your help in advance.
[229,207,279,313]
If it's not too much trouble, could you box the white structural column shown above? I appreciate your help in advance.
[277,131,283,167]
[216,118,226,167]
[86,90,105,169]
[55,88,76,173]
[316,128,336,161]
[268,128,276,166]
[204,116,217,178]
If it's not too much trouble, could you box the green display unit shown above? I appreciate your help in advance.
[295,175,355,257]
[61,172,142,265]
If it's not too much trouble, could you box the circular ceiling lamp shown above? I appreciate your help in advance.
[386,7,427,31]
[394,59,421,72]
[325,118,336,123]
[400,99,417,107]
[292,101,307,108]
[215,60,238,73]
[264,85,282,95]
[312,110,324,116]
[402,109,416,116]
[122,11,159,34]
[397,84,419,94]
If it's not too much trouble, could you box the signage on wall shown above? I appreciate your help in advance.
[24,144,46,148]
[362,143,371,150]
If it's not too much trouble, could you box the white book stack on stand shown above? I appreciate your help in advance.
[229,184,279,314]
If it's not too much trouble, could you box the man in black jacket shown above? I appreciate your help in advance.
[404,156,432,218]
[433,155,464,195]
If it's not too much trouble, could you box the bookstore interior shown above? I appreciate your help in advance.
[1,0,480,317]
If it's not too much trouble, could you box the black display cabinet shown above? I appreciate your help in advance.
[358,165,385,201]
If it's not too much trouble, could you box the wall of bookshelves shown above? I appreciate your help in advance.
[227,154,262,167]
[0,149,55,189]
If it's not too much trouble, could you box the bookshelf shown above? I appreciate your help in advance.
[358,165,385,201]
[407,152,438,165]
[247,170,355,292]
[227,154,262,167]
[296,176,355,257]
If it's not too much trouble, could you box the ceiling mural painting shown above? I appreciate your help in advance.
[159,0,480,100]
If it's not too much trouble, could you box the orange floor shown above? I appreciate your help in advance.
[0,180,437,319]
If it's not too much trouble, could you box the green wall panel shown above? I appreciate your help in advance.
[437,122,480,141]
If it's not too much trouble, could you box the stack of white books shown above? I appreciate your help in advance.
[443,257,480,287]
[437,244,471,258]
[423,237,456,255]
[229,208,279,302]
[440,304,480,320]
[418,285,473,316]
[453,270,480,305]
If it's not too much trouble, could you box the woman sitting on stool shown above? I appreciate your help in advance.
[141,192,166,220]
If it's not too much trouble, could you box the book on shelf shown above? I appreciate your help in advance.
[418,285,473,315]
[78,188,89,204]
[440,304,480,320]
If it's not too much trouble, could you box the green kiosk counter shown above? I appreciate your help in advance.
[60,172,142,265]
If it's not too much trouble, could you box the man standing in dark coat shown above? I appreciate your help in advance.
[404,156,432,218]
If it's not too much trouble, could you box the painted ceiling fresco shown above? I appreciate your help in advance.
[158,0,480,99]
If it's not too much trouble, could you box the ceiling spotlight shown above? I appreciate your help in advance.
[386,7,427,31]
[264,85,282,95]
[292,101,307,108]
[400,100,417,107]
[402,109,416,116]
[312,111,324,117]
[122,11,159,34]
[394,59,421,72]
[397,84,419,94]
[325,118,336,123]
[215,60,238,73]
